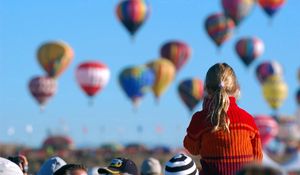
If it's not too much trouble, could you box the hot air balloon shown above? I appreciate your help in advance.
[235,37,264,67]
[160,41,191,71]
[222,0,255,26]
[28,76,57,110]
[119,65,155,107]
[205,13,235,48]
[256,60,283,84]
[277,116,300,143]
[116,0,150,38]
[298,67,300,83]
[254,115,279,146]
[178,78,204,112]
[37,41,74,78]
[75,61,110,104]
[258,0,286,18]
[262,75,288,110]
[147,59,176,101]
[296,88,300,106]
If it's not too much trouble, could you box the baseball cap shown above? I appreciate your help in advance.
[98,158,138,175]
[0,157,23,175]
[141,157,161,175]
[37,156,67,175]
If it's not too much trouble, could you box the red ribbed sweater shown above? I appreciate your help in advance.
[183,97,263,175]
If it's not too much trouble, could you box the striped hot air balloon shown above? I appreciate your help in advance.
[160,41,191,71]
[235,37,264,67]
[258,0,286,18]
[116,0,150,38]
[222,0,255,26]
[37,41,74,78]
[205,13,235,48]
[178,78,204,112]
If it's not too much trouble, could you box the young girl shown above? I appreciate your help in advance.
[183,63,263,175]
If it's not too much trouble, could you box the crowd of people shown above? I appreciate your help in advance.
[1,63,298,175]
[0,153,287,175]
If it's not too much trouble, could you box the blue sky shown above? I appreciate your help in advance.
[0,0,299,148]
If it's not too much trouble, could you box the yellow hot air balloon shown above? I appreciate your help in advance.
[262,75,288,110]
[147,58,176,100]
[37,41,74,78]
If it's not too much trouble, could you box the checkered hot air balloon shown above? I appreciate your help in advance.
[28,76,57,110]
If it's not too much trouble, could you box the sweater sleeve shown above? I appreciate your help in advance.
[183,112,202,156]
[249,117,263,162]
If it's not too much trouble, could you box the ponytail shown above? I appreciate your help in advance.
[204,63,239,133]
[208,86,230,132]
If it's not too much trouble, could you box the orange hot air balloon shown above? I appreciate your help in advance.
[37,41,74,78]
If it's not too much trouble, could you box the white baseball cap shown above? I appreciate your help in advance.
[0,157,23,175]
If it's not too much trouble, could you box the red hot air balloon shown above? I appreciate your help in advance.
[116,0,150,38]
[75,61,110,102]
[28,76,57,110]
[235,37,264,67]
[160,41,191,72]
[254,115,279,147]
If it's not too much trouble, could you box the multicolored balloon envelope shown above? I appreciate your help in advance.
[258,0,286,18]
[116,0,150,37]
[75,61,110,98]
[277,116,300,143]
[147,59,176,100]
[119,65,155,106]
[235,37,264,67]
[37,41,74,78]
[205,13,235,47]
[28,76,57,109]
[262,75,288,110]
[296,87,300,106]
[254,115,279,146]
[178,78,204,112]
[256,60,283,84]
[160,41,191,71]
[222,0,255,26]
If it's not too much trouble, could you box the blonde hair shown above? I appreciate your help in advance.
[204,63,239,132]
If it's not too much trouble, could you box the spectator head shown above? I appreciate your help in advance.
[165,154,199,175]
[0,157,23,175]
[236,163,284,175]
[141,157,162,175]
[98,158,138,175]
[37,156,67,175]
[54,164,87,175]
[7,155,28,175]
